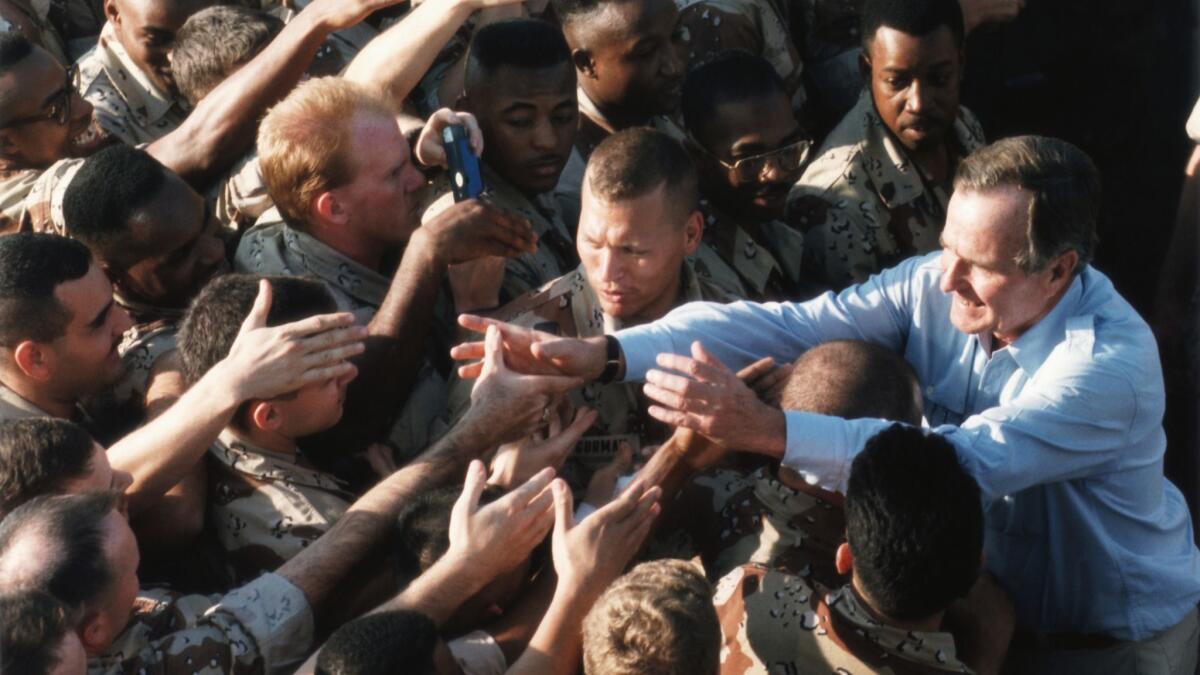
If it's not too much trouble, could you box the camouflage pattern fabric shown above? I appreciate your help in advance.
[89,573,315,675]
[207,429,356,585]
[713,564,973,674]
[786,90,985,289]
[691,197,807,301]
[0,156,85,234]
[76,22,191,145]
[0,0,68,64]
[211,153,272,232]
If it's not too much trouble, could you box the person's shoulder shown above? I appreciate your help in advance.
[954,103,987,153]
[233,210,288,273]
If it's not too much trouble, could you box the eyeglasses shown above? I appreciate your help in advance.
[0,64,75,130]
[698,137,813,183]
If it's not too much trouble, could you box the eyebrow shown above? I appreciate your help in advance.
[39,81,68,109]
[88,299,113,329]
[500,102,538,114]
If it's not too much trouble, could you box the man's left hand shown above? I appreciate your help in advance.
[643,341,787,456]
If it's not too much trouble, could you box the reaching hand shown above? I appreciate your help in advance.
[414,108,484,168]
[450,315,608,380]
[550,477,661,603]
[583,441,635,509]
[308,0,409,32]
[490,406,598,490]
[643,341,786,454]
[420,199,536,267]
[737,356,793,407]
[221,279,366,402]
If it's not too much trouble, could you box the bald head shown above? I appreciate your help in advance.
[780,340,923,424]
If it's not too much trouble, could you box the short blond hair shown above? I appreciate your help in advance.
[582,559,720,675]
[257,77,395,224]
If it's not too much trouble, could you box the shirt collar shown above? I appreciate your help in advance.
[96,22,184,127]
[827,585,967,671]
[1002,273,1086,374]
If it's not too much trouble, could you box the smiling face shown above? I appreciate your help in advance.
[44,263,133,399]
[939,186,1075,346]
[467,62,578,198]
[864,25,962,154]
[0,48,101,168]
[105,0,210,95]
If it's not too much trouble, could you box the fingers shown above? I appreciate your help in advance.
[299,339,367,371]
[736,356,776,383]
[517,372,585,397]
[655,352,728,384]
[239,279,273,333]
[646,405,708,434]
[455,459,489,520]
[552,478,575,536]
[292,361,358,388]
[278,311,360,340]
[613,440,635,472]
[458,111,484,156]
[543,407,596,465]
[458,314,500,335]
[457,361,483,380]
[481,324,507,377]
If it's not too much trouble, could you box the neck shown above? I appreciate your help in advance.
[581,88,652,132]
[849,577,944,633]
[627,269,683,327]
[910,141,952,184]
[991,278,1074,351]
[0,371,77,419]
[232,425,299,459]
[306,221,388,271]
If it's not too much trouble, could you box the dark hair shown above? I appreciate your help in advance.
[62,144,168,268]
[0,233,91,347]
[845,425,983,621]
[551,0,612,29]
[315,610,438,675]
[466,19,572,89]
[681,50,787,146]
[780,340,923,425]
[0,418,96,518]
[0,32,32,76]
[178,274,337,386]
[954,135,1100,276]
[0,590,75,675]
[0,492,120,616]
[586,128,698,222]
[172,5,283,106]
[860,0,964,50]
[393,483,505,586]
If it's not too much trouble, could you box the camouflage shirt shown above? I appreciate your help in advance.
[207,429,356,585]
[786,90,985,289]
[77,22,191,145]
[90,574,315,675]
[0,156,85,234]
[713,564,973,675]
[0,0,68,64]
[234,216,451,462]
[676,0,804,108]
[691,197,807,301]
[423,163,579,305]
[211,153,273,233]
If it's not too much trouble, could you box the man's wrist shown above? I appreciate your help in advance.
[207,359,251,411]
[752,406,788,457]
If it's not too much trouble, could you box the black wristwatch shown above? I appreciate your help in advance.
[595,334,622,384]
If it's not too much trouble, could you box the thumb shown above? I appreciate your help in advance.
[552,479,575,539]
[239,279,273,334]
[691,340,720,367]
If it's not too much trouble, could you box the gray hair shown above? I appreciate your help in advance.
[954,135,1100,276]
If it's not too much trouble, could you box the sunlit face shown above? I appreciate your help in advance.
[572,0,686,120]
[865,25,962,154]
[467,62,578,197]
[45,263,134,399]
[0,49,101,169]
[91,509,139,656]
[332,113,427,247]
[939,187,1070,345]
[271,368,356,438]
[577,181,700,324]
[106,0,209,95]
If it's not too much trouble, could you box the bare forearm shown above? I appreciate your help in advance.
[505,586,588,675]
[344,0,478,104]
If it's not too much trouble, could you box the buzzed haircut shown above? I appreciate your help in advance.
[172,5,283,106]
[393,483,505,586]
[0,492,119,616]
[316,610,438,675]
[0,590,74,675]
[466,19,572,88]
[0,233,91,347]
[586,128,698,221]
[62,144,168,268]
[0,418,96,518]
[780,340,923,425]
[845,425,983,621]
[178,273,336,385]
[860,0,965,50]
[681,50,787,144]
[551,0,612,29]
[0,32,32,77]
[582,559,720,675]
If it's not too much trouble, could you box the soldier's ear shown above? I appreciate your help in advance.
[103,0,120,26]
[572,48,597,80]
[12,341,53,382]
[835,541,854,575]
[249,400,282,433]
[78,609,113,656]
[682,209,703,255]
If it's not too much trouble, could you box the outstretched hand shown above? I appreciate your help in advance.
[490,406,598,490]
[450,315,608,380]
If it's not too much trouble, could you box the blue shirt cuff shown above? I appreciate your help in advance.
[783,411,894,493]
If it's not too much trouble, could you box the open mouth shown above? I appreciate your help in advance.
[69,120,104,154]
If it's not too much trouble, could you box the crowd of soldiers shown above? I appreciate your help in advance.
[0,0,1198,672]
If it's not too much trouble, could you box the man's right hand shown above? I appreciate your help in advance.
[417,199,537,267]
[218,280,367,402]
[451,315,610,381]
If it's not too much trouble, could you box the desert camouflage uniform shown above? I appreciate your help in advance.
[235,214,451,462]
[650,464,847,588]
[713,564,973,674]
[0,0,67,64]
[424,163,578,305]
[676,0,804,108]
[76,22,191,145]
[207,429,356,585]
[446,261,730,487]
[0,155,88,234]
[554,88,689,229]
[211,153,273,232]
[786,90,985,289]
[691,197,807,301]
[89,574,315,675]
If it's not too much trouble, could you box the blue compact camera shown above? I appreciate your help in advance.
[442,124,485,201]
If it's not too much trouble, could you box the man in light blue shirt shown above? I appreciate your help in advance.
[453,136,1200,673]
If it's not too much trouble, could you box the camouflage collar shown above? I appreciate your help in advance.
[698,198,786,295]
[826,585,972,672]
[82,23,187,129]
[480,163,566,239]
[213,429,355,498]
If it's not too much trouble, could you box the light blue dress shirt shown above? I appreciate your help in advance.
[616,251,1200,641]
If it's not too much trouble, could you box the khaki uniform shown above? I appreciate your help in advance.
[207,429,355,585]
[649,464,847,588]
[424,164,579,305]
[89,574,314,675]
[446,261,730,484]
[235,214,451,462]
[77,22,191,145]
[691,197,807,301]
[0,156,85,234]
[713,564,973,674]
[211,153,273,232]
[554,88,689,229]
[0,0,67,64]
[676,0,804,108]
[786,90,985,289]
